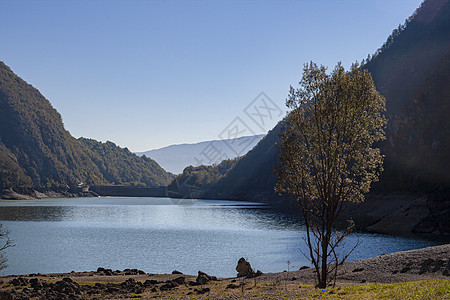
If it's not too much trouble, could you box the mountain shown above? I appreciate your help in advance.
[364,0,450,191]
[165,123,281,202]
[136,135,265,174]
[80,138,173,187]
[166,158,238,198]
[204,124,281,202]
[199,0,450,202]
[0,61,173,194]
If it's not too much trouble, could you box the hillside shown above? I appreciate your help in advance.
[80,138,173,187]
[364,0,450,192]
[204,123,282,202]
[136,135,264,174]
[201,0,450,201]
[167,158,238,198]
[0,61,173,195]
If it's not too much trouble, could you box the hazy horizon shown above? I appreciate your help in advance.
[0,0,422,151]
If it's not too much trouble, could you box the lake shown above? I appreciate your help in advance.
[0,197,442,277]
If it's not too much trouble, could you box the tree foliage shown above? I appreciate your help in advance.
[167,158,238,198]
[80,138,174,187]
[276,62,386,288]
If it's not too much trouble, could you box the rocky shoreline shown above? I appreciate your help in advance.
[0,188,99,200]
[0,244,448,299]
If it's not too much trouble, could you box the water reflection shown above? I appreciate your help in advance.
[0,197,442,277]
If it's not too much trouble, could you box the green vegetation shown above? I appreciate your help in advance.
[276,62,386,288]
[0,61,173,193]
[312,280,450,300]
[205,123,282,201]
[363,0,450,192]
[202,0,450,203]
[80,138,173,187]
[1,274,448,300]
[167,158,238,198]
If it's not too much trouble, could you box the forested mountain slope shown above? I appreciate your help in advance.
[0,61,173,193]
[200,0,450,202]
[364,0,450,191]
[80,138,173,187]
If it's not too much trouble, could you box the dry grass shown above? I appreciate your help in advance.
[1,273,448,299]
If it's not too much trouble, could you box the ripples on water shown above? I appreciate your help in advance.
[0,197,441,277]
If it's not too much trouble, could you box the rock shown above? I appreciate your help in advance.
[255,270,263,277]
[236,257,255,278]
[197,287,210,294]
[172,276,185,285]
[299,266,310,270]
[53,279,81,295]
[97,267,105,273]
[30,278,42,290]
[172,270,183,275]
[105,270,113,276]
[226,283,239,289]
[352,268,364,272]
[9,277,28,286]
[400,266,410,273]
[196,271,215,285]
[160,282,177,291]
[196,275,209,285]
[106,286,120,294]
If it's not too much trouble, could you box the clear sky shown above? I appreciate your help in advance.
[0,0,422,152]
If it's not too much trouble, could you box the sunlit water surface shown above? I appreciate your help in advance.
[0,197,441,277]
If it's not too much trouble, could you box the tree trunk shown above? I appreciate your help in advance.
[319,239,329,288]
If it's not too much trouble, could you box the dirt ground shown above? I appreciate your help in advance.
[0,244,448,299]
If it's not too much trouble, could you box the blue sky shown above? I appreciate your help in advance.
[0,0,422,151]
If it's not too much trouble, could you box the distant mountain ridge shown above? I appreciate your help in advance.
[178,0,450,202]
[136,135,265,174]
[0,61,173,195]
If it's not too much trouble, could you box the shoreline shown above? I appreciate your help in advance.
[0,244,448,299]
[2,190,449,239]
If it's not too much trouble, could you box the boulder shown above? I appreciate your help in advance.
[236,257,255,278]
[172,276,185,285]
[160,282,177,291]
[196,271,216,285]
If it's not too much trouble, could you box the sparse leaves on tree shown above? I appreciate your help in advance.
[276,61,386,288]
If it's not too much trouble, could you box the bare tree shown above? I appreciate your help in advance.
[0,223,14,272]
[276,62,386,288]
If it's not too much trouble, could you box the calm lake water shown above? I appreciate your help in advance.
[0,197,442,277]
